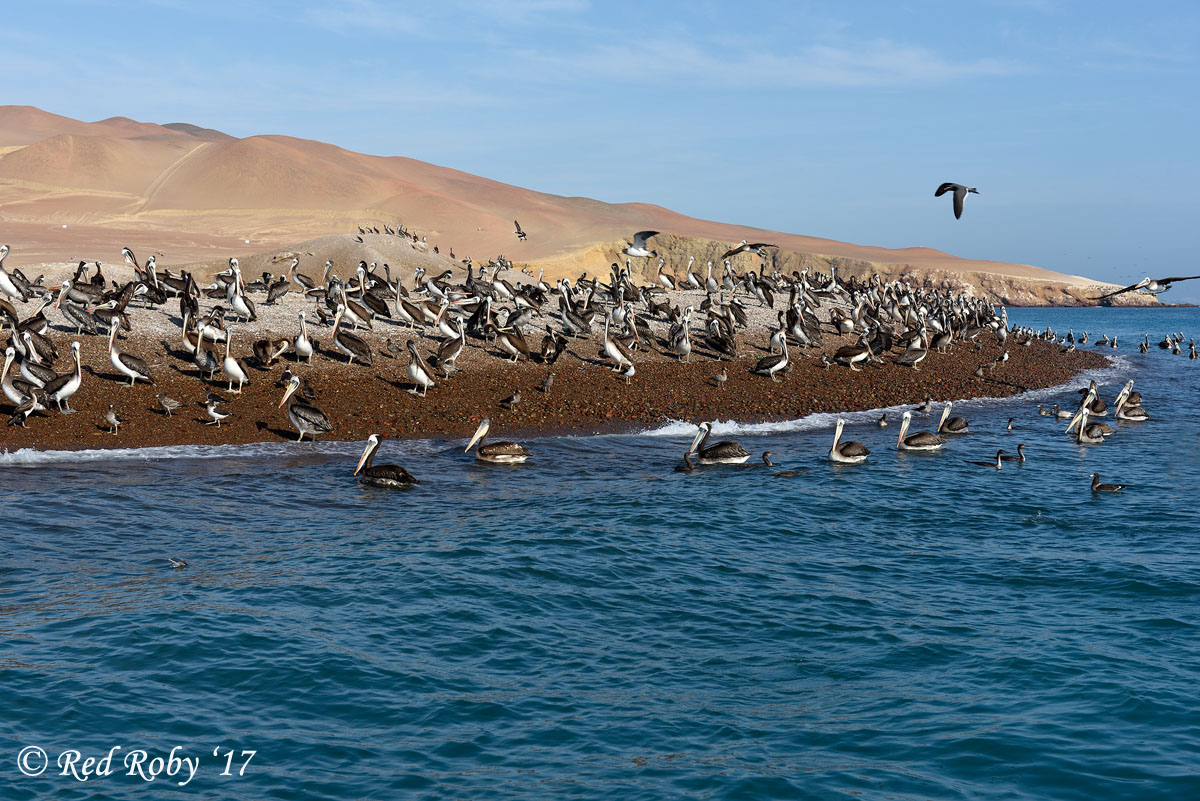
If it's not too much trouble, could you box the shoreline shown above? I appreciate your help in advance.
[1,332,1108,455]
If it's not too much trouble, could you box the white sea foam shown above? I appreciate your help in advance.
[638,355,1135,439]
[0,437,444,467]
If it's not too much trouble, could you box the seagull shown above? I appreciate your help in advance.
[104,404,123,434]
[514,220,527,241]
[205,393,231,427]
[539,372,554,394]
[934,182,979,219]
[500,389,521,409]
[157,393,182,417]
[167,558,188,569]
[720,240,777,260]
[623,230,659,258]
[712,368,727,390]
[1093,274,1200,300]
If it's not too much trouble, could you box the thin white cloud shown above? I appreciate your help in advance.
[511,38,1019,89]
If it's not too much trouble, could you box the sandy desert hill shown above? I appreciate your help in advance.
[0,105,1136,305]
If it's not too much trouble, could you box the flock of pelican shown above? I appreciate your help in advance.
[660,373,1150,494]
[0,232,1179,491]
[0,231,1030,440]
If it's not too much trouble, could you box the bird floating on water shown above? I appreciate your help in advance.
[354,434,418,488]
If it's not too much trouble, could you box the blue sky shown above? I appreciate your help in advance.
[3,1,1198,299]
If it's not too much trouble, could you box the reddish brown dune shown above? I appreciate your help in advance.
[0,105,1141,304]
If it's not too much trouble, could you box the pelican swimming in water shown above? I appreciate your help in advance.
[279,374,333,441]
[896,411,945,451]
[687,421,751,464]
[1066,407,1106,444]
[829,418,870,464]
[465,418,531,463]
[354,434,418,488]
[937,401,969,434]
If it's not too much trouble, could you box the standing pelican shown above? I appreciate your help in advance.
[829,418,870,463]
[688,421,751,464]
[43,341,83,413]
[278,375,333,441]
[406,340,435,397]
[0,244,28,302]
[331,304,373,365]
[465,418,531,463]
[222,326,250,393]
[294,310,315,363]
[107,325,153,386]
[896,411,945,451]
[354,434,418,487]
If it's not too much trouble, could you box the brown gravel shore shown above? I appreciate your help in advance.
[2,328,1107,453]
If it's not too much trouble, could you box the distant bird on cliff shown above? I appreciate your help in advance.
[1092,274,1200,300]
[623,230,659,258]
[514,220,527,241]
[720,240,777,260]
[934,182,978,219]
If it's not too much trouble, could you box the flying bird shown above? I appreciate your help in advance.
[514,220,527,241]
[623,230,659,258]
[1093,274,1200,300]
[720,240,777,260]
[934,182,978,219]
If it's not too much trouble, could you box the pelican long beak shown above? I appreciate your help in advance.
[465,421,488,452]
[278,383,297,408]
[688,427,705,456]
[354,441,373,475]
[1065,409,1083,434]
[1,352,13,382]
[54,290,64,311]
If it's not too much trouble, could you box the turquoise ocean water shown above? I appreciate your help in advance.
[2,306,1198,799]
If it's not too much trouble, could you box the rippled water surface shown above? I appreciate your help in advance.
[3,307,1199,800]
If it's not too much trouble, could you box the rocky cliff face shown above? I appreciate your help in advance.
[528,234,1156,307]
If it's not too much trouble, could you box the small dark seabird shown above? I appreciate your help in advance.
[963,449,1006,469]
[934,182,979,219]
[1091,473,1126,493]
[762,451,801,477]
[1000,444,1027,462]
